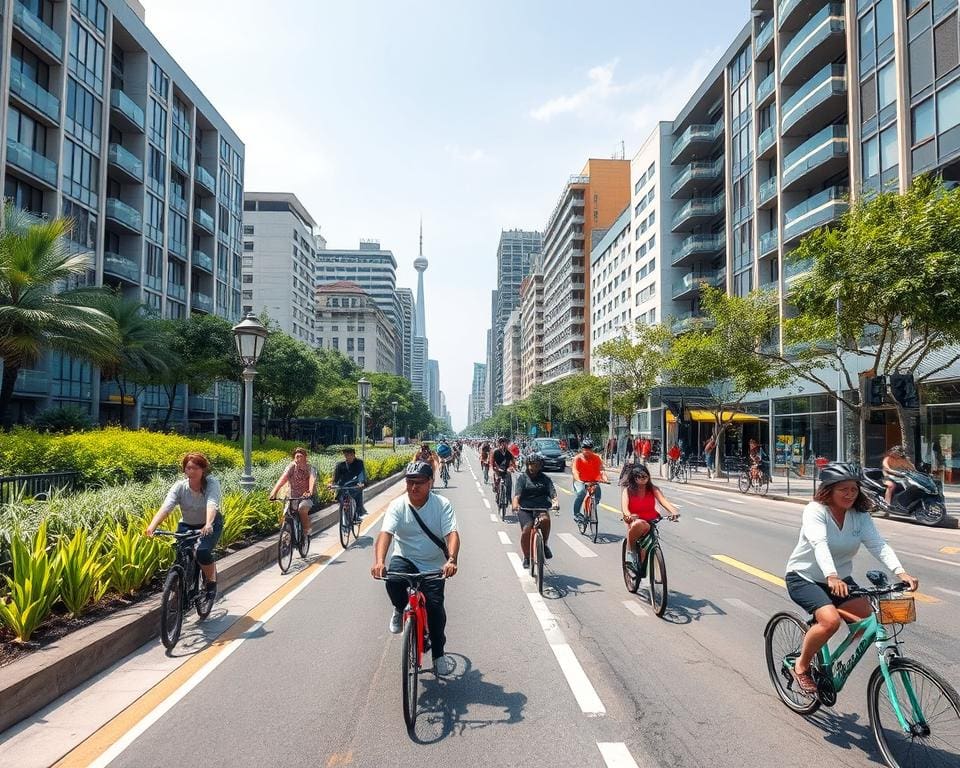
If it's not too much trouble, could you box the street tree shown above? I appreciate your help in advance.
[594,322,672,422]
[255,331,321,438]
[557,373,609,439]
[299,349,361,423]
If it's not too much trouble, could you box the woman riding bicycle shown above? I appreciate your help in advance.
[269,447,318,540]
[512,452,559,569]
[784,462,918,695]
[414,442,440,476]
[145,452,222,601]
[620,464,679,565]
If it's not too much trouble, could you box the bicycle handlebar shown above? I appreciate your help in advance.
[329,483,360,490]
[271,495,312,502]
[375,570,446,585]
[849,581,911,599]
[154,530,202,541]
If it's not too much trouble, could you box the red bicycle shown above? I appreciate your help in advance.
[379,570,444,728]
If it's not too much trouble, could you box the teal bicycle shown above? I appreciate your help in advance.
[764,571,960,767]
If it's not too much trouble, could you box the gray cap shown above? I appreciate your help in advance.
[404,460,434,479]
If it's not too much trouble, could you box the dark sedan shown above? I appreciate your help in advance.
[530,438,566,472]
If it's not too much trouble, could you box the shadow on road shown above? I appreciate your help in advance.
[593,532,624,545]
[542,572,603,599]
[659,591,727,625]
[808,710,885,766]
[409,653,527,744]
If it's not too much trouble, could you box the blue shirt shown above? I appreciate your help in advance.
[381,491,458,571]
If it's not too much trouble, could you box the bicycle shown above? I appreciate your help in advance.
[621,514,675,617]
[764,570,960,768]
[481,459,490,484]
[667,457,688,484]
[377,570,445,729]
[494,471,510,520]
[453,451,461,472]
[738,464,769,495]
[331,483,362,548]
[439,459,450,488]
[155,530,216,650]
[520,506,556,595]
[272,495,312,573]
[574,480,602,543]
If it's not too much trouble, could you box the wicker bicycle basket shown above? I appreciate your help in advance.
[878,596,917,625]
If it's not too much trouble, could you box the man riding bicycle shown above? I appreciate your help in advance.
[572,438,608,523]
[330,446,366,518]
[489,437,517,501]
[479,440,492,483]
[513,452,559,569]
[414,442,440,476]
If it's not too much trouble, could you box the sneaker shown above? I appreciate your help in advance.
[388,609,402,634]
[205,581,218,601]
[434,654,455,676]
[522,556,530,569]
[544,545,553,560]
[574,512,584,524]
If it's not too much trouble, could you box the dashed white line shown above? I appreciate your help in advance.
[898,551,960,568]
[694,517,720,526]
[489,513,499,523]
[597,742,641,767]
[712,507,754,522]
[723,597,767,618]
[482,497,491,509]
[724,497,746,504]
[622,600,648,618]
[557,532,598,558]
[497,531,511,545]
[676,489,705,497]
[936,586,960,597]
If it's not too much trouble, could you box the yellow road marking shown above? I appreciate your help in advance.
[558,487,572,495]
[940,546,960,555]
[912,592,941,603]
[55,492,399,768]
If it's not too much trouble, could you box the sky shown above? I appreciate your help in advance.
[140,0,748,430]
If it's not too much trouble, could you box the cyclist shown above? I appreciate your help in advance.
[620,464,679,567]
[371,461,460,676]
[479,440,492,483]
[331,445,366,518]
[748,439,767,482]
[882,445,915,507]
[269,447,318,539]
[512,452,559,569]
[490,437,517,502]
[414,442,440,476]
[784,462,918,695]
[572,438,608,523]
[452,439,463,468]
[145,452,222,601]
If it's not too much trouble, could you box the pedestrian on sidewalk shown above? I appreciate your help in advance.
[624,434,634,464]
[638,437,652,466]
[704,434,717,479]
[606,436,618,466]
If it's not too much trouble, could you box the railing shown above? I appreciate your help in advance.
[167,282,186,301]
[105,198,142,231]
[782,124,848,187]
[194,208,215,232]
[785,256,814,280]
[191,292,213,312]
[102,252,140,282]
[193,250,213,272]
[778,0,805,27]
[6,138,57,185]
[11,368,49,395]
[781,64,846,132]
[0,471,79,504]
[9,68,60,121]
[759,175,778,203]
[783,186,849,241]
[110,89,145,131]
[756,19,775,52]
[670,156,724,196]
[672,311,716,333]
[780,4,845,79]
[758,126,776,155]
[169,194,188,214]
[13,1,63,59]
[671,122,723,162]
[759,229,779,255]
[671,233,725,265]
[107,143,143,180]
[671,195,724,229]
[671,270,723,298]
[756,72,775,103]
[195,165,216,192]
[172,151,190,173]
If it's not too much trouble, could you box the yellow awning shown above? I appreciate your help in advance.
[666,409,765,423]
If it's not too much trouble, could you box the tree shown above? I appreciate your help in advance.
[362,373,417,440]
[255,331,321,438]
[0,206,116,426]
[299,349,360,423]
[594,322,672,422]
[556,374,609,438]
[773,175,960,451]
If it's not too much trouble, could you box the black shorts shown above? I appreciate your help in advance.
[517,508,550,528]
[785,571,860,615]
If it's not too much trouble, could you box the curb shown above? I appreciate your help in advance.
[0,470,407,735]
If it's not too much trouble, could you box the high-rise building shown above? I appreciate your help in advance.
[501,308,522,405]
[396,286,414,380]
[2,0,245,427]
[519,255,545,399]
[411,224,429,401]
[315,282,397,373]
[241,193,318,346]
[588,206,632,369]
[470,362,487,425]
[427,358,441,416]
[491,229,542,405]
[541,159,631,384]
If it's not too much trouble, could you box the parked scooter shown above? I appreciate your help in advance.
[859,465,949,526]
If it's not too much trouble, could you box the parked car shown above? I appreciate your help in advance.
[530,438,567,472]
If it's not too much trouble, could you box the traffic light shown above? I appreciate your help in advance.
[889,374,920,409]
[865,376,887,406]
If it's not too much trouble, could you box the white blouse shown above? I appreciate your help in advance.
[786,501,904,583]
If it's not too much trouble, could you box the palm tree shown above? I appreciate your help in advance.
[0,205,116,427]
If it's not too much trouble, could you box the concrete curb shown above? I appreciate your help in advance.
[0,470,406,735]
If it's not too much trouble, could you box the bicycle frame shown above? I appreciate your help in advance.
[404,586,429,667]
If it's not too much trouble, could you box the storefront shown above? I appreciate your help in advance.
[772,394,838,474]
[921,381,960,485]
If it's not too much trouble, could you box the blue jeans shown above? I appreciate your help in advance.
[573,484,601,520]
[176,514,223,566]
[339,488,364,517]
[385,556,447,659]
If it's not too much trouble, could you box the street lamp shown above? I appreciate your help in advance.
[357,377,371,461]
[391,400,398,452]
[232,313,269,492]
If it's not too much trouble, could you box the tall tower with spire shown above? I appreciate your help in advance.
[413,220,428,336]
[411,220,430,402]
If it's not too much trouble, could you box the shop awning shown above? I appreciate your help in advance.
[666,409,767,423]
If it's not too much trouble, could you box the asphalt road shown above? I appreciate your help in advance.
[88,452,960,767]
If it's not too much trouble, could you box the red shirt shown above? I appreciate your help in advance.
[573,452,604,482]
[627,489,658,521]
[667,445,681,461]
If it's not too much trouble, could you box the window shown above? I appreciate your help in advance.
[913,97,936,142]
[4,177,44,214]
[242,274,253,283]
[145,244,163,288]
[65,79,102,150]
[332,337,339,350]
[880,125,898,173]
[937,76,960,133]
[62,198,97,251]
[151,62,169,99]
[863,134,880,180]
[146,194,164,243]
[62,139,99,207]
[149,99,167,146]
[69,21,105,93]
[7,106,47,154]
[73,0,107,34]
[243,224,254,235]
[876,0,893,43]
[934,13,959,78]
[878,61,897,110]
[148,146,165,193]
[243,241,254,251]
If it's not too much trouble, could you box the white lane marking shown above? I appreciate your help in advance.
[723,597,767,618]
[622,600,648,618]
[936,586,960,597]
[713,507,754,522]
[482,497,491,509]
[676,489,705,497]
[527,592,566,644]
[694,517,720,526]
[724,497,746,504]
[490,513,499,523]
[551,643,606,715]
[898,551,960,568]
[597,742,641,768]
[557,532,599,558]
[498,531,511,545]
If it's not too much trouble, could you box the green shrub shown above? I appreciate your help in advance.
[0,521,62,642]
[57,528,110,618]
[218,493,257,551]
[31,406,94,434]
[104,519,166,596]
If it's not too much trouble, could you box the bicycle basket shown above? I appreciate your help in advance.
[878,596,916,625]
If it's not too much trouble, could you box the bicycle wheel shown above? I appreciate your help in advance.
[756,473,770,496]
[499,484,507,521]
[160,568,184,650]
[648,545,668,617]
[679,464,689,484]
[590,501,599,543]
[534,529,545,595]
[351,506,362,538]
[621,539,640,593]
[763,612,822,715]
[298,517,312,558]
[339,498,353,548]
[868,656,960,768]
[277,519,294,573]
[578,497,589,535]
[738,471,750,493]
[401,615,420,729]
[195,572,215,620]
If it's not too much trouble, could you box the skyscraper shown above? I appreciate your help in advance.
[427,358,441,416]
[411,222,429,401]
[470,362,487,426]
[396,287,414,380]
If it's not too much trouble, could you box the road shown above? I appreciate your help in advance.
[5,451,960,767]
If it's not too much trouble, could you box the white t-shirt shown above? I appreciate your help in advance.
[786,501,904,583]
[381,492,458,572]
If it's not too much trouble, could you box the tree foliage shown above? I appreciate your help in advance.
[255,332,321,437]
[594,322,672,418]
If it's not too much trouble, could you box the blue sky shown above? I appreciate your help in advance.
[142,0,748,429]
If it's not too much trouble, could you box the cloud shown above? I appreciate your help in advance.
[443,144,492,164]
[530,61,621,122]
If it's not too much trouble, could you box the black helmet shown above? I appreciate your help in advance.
[817,462,860,490]
[404,461,434,480]
[581,438,594,449]
[888,445,907,458]
[525,452,544,467]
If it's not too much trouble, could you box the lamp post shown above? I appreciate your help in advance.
[232,313,269,493]
[391,400,398,452]
[358,377,371,461]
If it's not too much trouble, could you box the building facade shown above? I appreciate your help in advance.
[315,281,397,373]
[241,192,318,345]
[395,286,414,380]
[519,258,545,399]
[411,229,430,401]
[2,0,245,426]
[427,358,440,416]
[501,308,522,405]
[470,362,487,425]
[588,205,632,367]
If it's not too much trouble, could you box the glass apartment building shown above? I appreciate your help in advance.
[2,0,245,427]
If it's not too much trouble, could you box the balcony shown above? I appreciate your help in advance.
[755,20,775,58]
[671,269,724,300]
[670,195,724,232]
[781,64,846,136]
[167,282,186,301]
[779,4,845,84]
[782,125,848,191]
[9,69,60,123]
[193,250,213,272]
[6,138,57,186]
[13,1,63,60]
[671,121,723,164]
[188,394,214,413]
[191,292,213,313]
[785,257,814,282]
[758,276,780,293]
[169,194,187,214]
[757,126,777,159]
[783,186,848,244]
[105,198,143,234]
[671,311,716,334]
[778,0,822,31]
[670,156,724,198]
[759,229,779,256]
[107,143,144,182]
[171,151,190,175]
[195,165,216,194]
[194,208,215,233]
[758,175,778,207]
[756,72,775,107]
[12,368,49,396]
[110,89,145,132]
[671,233,725,267]
[102,252,140,283]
